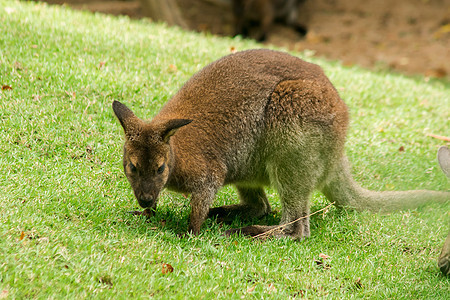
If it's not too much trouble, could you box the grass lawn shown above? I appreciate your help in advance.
[0,1,449,298]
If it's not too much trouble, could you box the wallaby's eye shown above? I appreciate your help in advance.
[157,163,165,174]
[129,162,137,173]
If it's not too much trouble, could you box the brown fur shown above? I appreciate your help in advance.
[437,146,450,276]
[232,0,307,41]
[113,49,449,239]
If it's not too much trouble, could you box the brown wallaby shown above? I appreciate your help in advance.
[232,0,307,41]
[437,146,450,276]
[113,49,449,240]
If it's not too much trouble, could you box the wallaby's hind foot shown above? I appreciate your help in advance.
[208,186,271,222]
[225,220,309,241]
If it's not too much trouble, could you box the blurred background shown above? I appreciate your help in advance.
[38,0,450,79]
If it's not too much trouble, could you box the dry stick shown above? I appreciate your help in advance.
[252,202,335,239]
[426,133,450,142]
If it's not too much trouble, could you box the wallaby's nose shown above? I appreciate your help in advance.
[138,194,154,208]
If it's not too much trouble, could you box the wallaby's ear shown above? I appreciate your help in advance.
[112,101,140,134]
[160,119,192,143]
[438,146,450,178]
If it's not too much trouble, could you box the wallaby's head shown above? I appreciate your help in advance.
[112,101,192,209]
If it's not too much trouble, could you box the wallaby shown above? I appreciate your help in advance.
[232,0,307,41]
[113,49,449,240]
[437,146,450,276]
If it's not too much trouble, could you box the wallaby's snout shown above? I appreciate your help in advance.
[135,191,157,209]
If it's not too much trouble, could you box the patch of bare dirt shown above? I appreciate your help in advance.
[43,0,450,79]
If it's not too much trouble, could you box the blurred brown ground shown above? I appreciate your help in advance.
[43,0,450,79]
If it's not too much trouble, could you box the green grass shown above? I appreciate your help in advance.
[1,0,449,298]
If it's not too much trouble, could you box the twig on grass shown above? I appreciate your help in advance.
[426,133,450,142]
[252,202,335,239]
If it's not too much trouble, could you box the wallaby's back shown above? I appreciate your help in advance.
[155,49,347,186]
[157,49,326,119]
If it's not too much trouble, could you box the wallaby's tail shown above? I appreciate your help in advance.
[322,156,449,212]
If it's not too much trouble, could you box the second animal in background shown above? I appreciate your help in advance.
[437,146,450,276]
[232,0,307,41]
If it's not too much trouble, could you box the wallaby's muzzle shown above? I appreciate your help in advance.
[138,197,153,209]
[135,191,158,209]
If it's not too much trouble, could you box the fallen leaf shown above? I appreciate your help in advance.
[161,263,173,274]
[319,253,330,260]
[168,64,177,73]
[2,85,12,90]
[398,146,405,152]
[98,61,106,69]
[246,284,256,293]
[19,231,25,240]
[314,253,331,269]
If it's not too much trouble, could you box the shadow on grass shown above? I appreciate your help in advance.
[115,200,350,241]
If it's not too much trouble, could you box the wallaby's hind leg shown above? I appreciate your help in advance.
[208,186,271,222]
[226,154,320,240]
